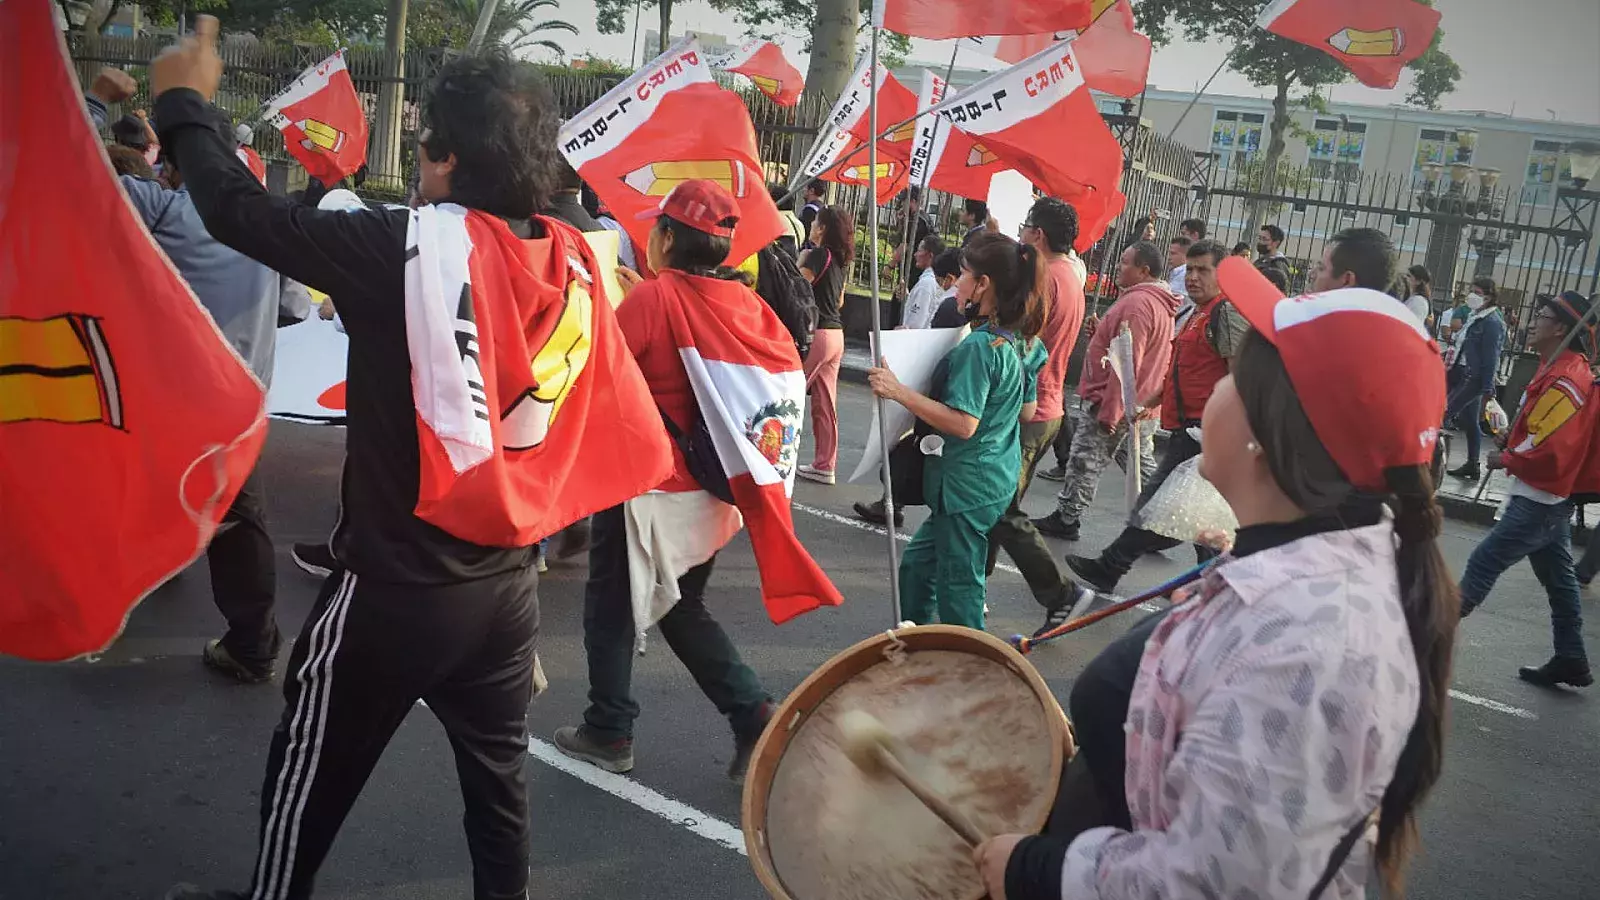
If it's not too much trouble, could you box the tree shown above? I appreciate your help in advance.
[1138,0,1459,229]
[705,0,909,104]
[593,0,672,55]
[443,0,577,54]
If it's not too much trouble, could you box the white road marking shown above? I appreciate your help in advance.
[792,502,1538,721]
[526,738,746,855]
[1448,689,1537,720]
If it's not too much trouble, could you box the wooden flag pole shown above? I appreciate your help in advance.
[866,25,904,624]
[1166,47,1236,140]
[892,42,962,305]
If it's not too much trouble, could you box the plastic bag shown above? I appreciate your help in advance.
[1133,455,1239,546]
[1484,398,1509,435]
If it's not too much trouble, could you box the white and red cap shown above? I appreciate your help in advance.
[636,178,740,238]
[1217,257,1446,493]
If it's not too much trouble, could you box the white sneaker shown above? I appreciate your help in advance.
[797,464,836,485]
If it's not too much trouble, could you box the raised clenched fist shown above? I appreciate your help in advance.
[90,67,137,105]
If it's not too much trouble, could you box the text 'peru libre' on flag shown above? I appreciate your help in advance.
[560,36,784,267]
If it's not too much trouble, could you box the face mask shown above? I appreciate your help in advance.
[961,299,983,322]
[1465,292,1486,311]
[1256,242,1271,256]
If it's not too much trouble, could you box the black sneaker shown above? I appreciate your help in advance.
[853,499,904,529]
[1065,555,1118,593]
[202,639,275,684]
[728,701,776,785]
[290,542,335,578]
[1447,462,1481,481]
[1518,656,1594,688]
[1036,464,1067,482]
[1031,511,1080,541]
[553,725,635,773]
[164,886,246,900]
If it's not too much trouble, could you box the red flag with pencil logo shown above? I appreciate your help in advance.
[1255,0,1442,89]
[710,39,805,107]
[262,49,370,185]
[1,0,265,661]
[975,0,1151,98]
[794,59,928,204]
[872,0,1092,39]
[560,36,784,266]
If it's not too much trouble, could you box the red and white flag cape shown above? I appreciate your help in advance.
[1256,0,1442,89]
[561,36,784,267]
[262,49,369,185]
[972,0,1151,98]
[872,0,1092,39]
[652,272,843,623]
[710,39,804,107]
[1,0,265,660]
[916,41,1126,250]
[795,58,925,204]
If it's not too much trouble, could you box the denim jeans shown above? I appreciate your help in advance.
[1460,495,1588,662]
[1443,368,1486,466]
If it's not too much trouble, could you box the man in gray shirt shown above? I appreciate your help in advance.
[88,68,309,683]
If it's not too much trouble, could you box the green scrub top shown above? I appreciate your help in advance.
[924,324,1048,514]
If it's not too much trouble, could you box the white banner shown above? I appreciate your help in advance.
[267,314,348,423]
[849,327,968,485]
[926,39,1084,135]
[559,35,713,167]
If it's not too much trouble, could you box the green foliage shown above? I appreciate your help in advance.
[445,0,577,55]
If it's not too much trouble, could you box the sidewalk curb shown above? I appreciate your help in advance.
[842,358,1502,527]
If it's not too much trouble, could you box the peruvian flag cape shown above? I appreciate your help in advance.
[872,0,1092,39]
[1256,0,1442,90]
[261,49,369,185]
[795,58,925,204]
[2,0,264,660]
[561,36,784,267]
[918,40,1126,251]
[972,0,1152,98]
[710,39,804,107]
[652,271,843,623]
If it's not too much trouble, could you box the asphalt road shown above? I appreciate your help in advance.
[3,381,1598,900]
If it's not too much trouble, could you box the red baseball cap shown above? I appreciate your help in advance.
[636,178,740,237]
[1217,257,1446,493]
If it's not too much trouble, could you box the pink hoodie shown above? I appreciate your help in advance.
[1076,280,1182,427]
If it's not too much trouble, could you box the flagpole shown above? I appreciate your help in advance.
[1166,47,1234,140]
[867,25,904,625]
[892,42,962,306]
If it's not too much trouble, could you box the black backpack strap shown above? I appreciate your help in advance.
[1307,812,1374,900]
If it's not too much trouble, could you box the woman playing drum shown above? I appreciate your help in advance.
[867,234,1049,630]
[974,260,1457,899]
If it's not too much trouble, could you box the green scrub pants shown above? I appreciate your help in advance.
[899,498,1011,630]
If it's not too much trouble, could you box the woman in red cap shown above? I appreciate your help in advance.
[974,260,1458,900]
[554,178,781,784]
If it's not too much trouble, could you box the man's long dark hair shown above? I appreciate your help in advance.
[420,49,559,221]
[1234,331,1457,897]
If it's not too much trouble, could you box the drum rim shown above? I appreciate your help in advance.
[740,624,1072,900]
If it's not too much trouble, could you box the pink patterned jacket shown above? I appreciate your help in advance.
[1062,520,1422,899]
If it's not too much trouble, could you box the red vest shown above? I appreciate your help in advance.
[1161,296,1232,430]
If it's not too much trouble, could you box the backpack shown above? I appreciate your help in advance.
[754,243,818,359]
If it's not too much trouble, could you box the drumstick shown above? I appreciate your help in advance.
[837,710,986,847]
[1010,560,1216,654]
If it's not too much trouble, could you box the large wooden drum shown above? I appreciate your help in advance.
[742,625,1072,900]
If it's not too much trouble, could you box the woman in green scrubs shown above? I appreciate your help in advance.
[868,233,1049,629]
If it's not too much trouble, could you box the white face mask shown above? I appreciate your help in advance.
[1465,292,1486,311]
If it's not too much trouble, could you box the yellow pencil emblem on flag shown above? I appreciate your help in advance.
[624,160,752,198]
[501,273,595,451]
[1090,0,1117,23]
[0,315,123,428]
[838,162,898,181]
[967,144,999,167]
[750,75,781,96]
[1327,27,1403,57]
[889,120,917,143]
[297,118,347,153]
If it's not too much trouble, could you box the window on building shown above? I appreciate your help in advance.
[1412,128,1474,186]
[1098,98,1129,116]
[1522,139,1577,207]
[1309,118,1366,181]
[1211,110,1265,169]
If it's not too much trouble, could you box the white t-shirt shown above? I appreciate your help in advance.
[1168,263,1188,300]
[1066,250,1087,289]
[1403,294,1430,325]
[902,268,941,330]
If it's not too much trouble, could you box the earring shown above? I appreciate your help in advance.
[1246,440,1261,454]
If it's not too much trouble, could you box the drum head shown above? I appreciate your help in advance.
[742,626,1071,900]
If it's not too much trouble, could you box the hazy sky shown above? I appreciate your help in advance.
[545,0,1600,126]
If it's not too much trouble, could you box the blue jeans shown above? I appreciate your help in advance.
[1460,495,1588,662]
[1444,374,1485,466]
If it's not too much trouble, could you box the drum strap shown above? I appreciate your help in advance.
[1308,810,1376,899]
